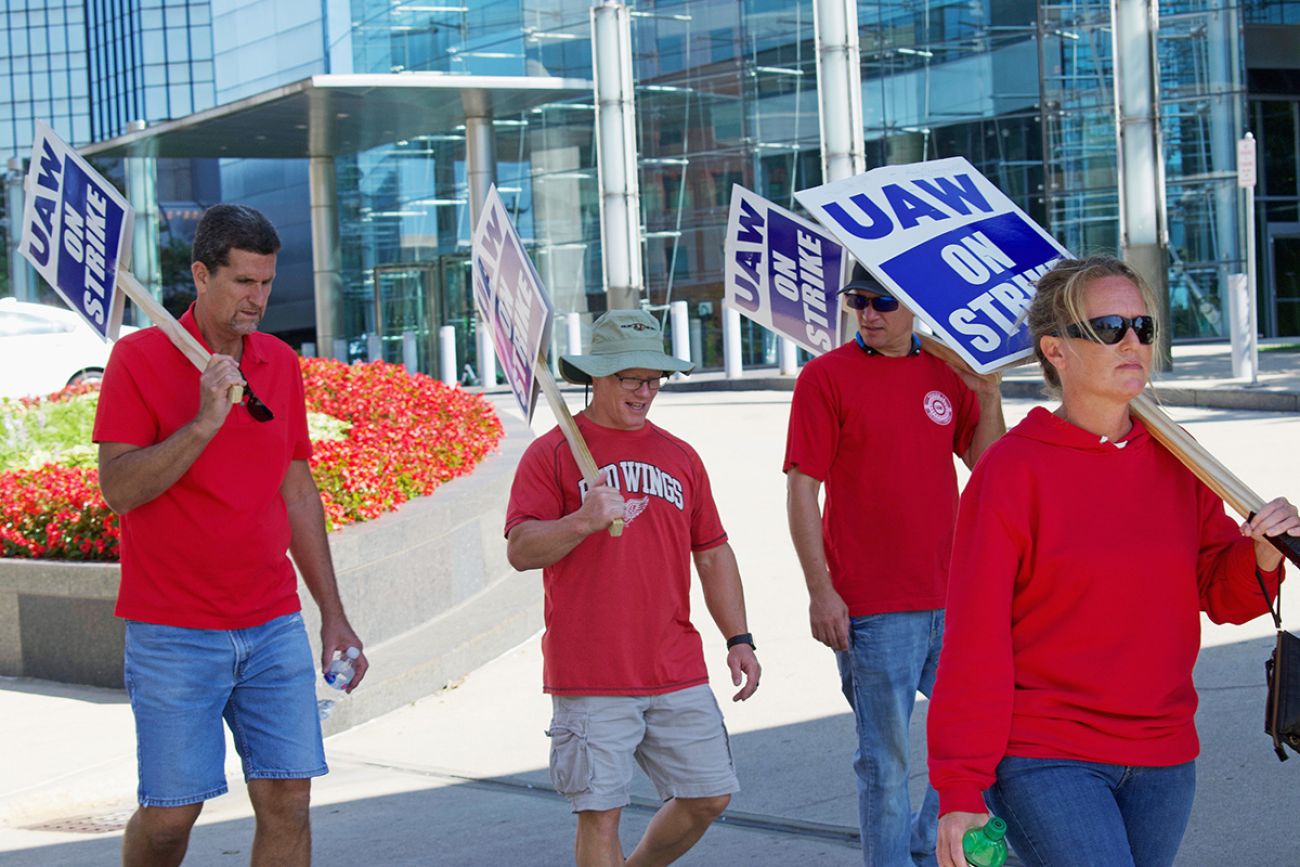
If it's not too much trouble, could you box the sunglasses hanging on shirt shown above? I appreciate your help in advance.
[238,366,275,422]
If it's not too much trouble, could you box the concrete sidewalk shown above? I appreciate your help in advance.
[4,371,1300,865]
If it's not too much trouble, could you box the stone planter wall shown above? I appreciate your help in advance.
[0,407,539,734]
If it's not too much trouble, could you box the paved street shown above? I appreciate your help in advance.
[3,385,1300,865]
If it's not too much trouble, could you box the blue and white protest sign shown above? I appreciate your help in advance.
[471,185,555,421]
[19,121,133,342]
[724,185,845,355]
[795,158,1067,373]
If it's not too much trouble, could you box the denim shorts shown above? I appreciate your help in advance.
[545,684,739,813]
[123,611,328,807]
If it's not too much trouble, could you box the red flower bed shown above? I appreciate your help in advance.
[301,358,504,530]
[0,358,504,560]
[0,466,119,560]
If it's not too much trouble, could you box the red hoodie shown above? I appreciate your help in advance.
[927,407,1282,816]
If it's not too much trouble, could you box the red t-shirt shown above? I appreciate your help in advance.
[928,408,1283,816]
[93,306,312,629]
[505,414,728,695]
[783,341,979,615]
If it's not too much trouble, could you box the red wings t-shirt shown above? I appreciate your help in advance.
[505,414,728,695]
[783,341,979,616]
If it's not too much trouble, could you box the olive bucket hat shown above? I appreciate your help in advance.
[559,309,695,385]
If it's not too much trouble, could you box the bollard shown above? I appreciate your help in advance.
[779,336,798,375]
[402,330,418,373]
[567,312,582,356]
[301,341,316,358]
[332,338,348,363]
[723,306,742,379]
[476,319,497,387]
[439,325,457,386]
[367,334,382,363]
[1227,273,1256,382]
[670,301,690,380]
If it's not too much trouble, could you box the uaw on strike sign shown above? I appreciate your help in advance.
[471,185,554,421]
[723,185,845,355]
[796,157,1067,374]
[19,121,132,341]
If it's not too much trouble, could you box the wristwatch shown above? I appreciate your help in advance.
[726,632,756,651]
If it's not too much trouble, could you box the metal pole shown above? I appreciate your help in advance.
[1112,0,1171,370]
[465,89,498,389]
[309,155,342,362]
[5,157,34,301]
[1242,132,1259,386]
[592,1,643,309]
[124,121,161,322]
[814,0,865,183]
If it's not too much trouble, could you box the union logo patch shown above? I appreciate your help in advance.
[923,390,953,426]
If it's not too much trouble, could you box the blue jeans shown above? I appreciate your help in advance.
[836,609,943,867]
[987,756,1196,867]
[124,612,328,807]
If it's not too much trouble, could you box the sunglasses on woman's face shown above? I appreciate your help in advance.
[843,293,900,313]
[1063,315,1155,346]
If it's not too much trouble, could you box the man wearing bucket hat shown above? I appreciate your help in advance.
[783,262,1005,867]
[506,308,761,867]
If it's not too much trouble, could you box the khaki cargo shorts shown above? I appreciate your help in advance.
[545,683,740,813]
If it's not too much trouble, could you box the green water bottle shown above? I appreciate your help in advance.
[962,816,1008,867]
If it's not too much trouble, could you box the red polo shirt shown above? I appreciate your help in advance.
[93,306,311,629]
[783,341,979,616]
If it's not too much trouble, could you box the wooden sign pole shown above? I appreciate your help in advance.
[533,353,624,538]
[116,268,242,404]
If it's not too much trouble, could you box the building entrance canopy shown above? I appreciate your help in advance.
[80,73,592,160]
[79,73,592,366]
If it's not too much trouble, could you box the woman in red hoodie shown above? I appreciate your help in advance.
[927,257,1299,867]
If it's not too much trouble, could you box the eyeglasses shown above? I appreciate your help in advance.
[239,369,274,422]
[1063,315,1155,346]
[615,374,666,392]
[843,293,900,313]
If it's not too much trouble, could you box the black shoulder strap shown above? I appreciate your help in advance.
[1255,567,1283,630]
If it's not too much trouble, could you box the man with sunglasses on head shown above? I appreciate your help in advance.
[783,262,1005,867]
[506,308,761,867]
[93,204,364,867]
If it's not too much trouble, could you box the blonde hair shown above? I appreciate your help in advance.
[1027,256,1161,395]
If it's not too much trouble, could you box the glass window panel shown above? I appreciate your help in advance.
[146,86,167,118]
[142,9,162,29]
[169,85,192,116]
[167,28,190,61]
[1261,101,1298,197]
[190,27,212,60]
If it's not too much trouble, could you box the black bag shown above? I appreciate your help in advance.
[1257,569,1300,760]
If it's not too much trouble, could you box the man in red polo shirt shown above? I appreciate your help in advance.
[94,204,364,867]
[784,263,1005,867]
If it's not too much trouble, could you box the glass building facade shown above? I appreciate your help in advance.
[3,0,1300,371]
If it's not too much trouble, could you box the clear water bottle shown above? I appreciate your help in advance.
[324,646,361,690]
[963,816,1008,867]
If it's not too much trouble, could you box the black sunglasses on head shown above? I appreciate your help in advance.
[1063,315,1155,346]
[843,293,900,313]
